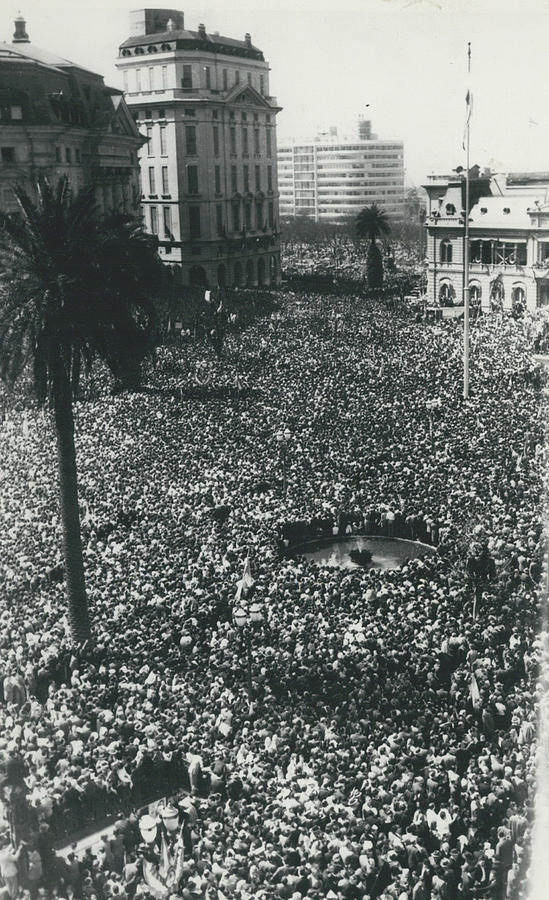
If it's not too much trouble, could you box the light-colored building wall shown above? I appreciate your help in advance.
[277,133,405,222]
[423,170,549,312]
[117,9,281,288]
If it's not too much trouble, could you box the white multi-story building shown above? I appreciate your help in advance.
[423,167,549,312]
[277,122,404,222]
[116,8,282,288]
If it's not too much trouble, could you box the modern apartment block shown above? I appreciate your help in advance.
[0,16,142,215]
[277,120,404,222]
[116,9,282,288]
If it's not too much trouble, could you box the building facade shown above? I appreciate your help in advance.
[0,16,142,216]
[116,9,282,288]
[423,168,549,313]
[277,122,404,222]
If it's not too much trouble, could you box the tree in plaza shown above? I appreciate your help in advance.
[356,203,391,290]
[0,177,163,642]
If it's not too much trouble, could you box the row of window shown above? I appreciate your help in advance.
[439,238,528,266]
[144,199,275,240]
[124,64,266,96]
[144,162,274,197]
[143,122,272,159]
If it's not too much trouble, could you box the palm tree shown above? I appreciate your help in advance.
[0,177,163,643]
[356,203,391,290]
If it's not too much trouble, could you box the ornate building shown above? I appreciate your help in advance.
[0,15,142,215]
[423,167,549,313]
[116,8,282,288]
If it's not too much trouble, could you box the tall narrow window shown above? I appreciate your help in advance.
[230,127,236,155]
[243,164,249,193]
[146,125,153,155]
[267,165,273,192]
[148,67,154,90]
[182,65,193,89]
[163,206,173,240]
[266,129,272,157]
[242,127,249,155]
[150,205,158,233]
[148,167,156,194]
[187,165,199,195]
[256,199,263,229]
[136,68,142,91]
[260,75,264,95]
[216,203,223,235]
[222,69,228,90]
[215,165,221,194]
[204,66,211,89]
[185,125,196,155]
[213,125,219,156]
[231,165,238,194]
[159,125,167,155]
[234,70,240,86]
[161,66,168,89]
[255,164,261,191]
[254,128,260,155]
[232,200,240,232]
[123,70,129,92]
[268,200,274,228]
[161,166,169,194]
[247,72,252,85]
[189,206,201,238]
[245,200,252,230]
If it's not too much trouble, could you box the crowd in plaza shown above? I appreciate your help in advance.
[0,289,546,900]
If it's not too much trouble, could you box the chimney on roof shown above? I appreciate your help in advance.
[198,23,206,38]
[13,13,30,43]
[244,33,252,47]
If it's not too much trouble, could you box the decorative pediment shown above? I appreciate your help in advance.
[223,83,274,110]
[108,93,142,139]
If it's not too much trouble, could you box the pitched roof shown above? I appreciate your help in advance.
[469,195,544,230]
[0,40,99,76]
[119,28,263,58]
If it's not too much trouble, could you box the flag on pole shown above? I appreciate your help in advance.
[235,555,254,603]
[470,672,482,709]
[462,89,472,151]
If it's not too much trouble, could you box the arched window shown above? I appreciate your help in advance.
[439,282,455,305]
[233,260,243,287]
[512,285,525,313]
[469,283,481,305]
[440,239,453,264]
[257,257,265,286]
[269,254,277,284]
[445,203,456,216]
[246,258,255,287]
[189,265,208,286]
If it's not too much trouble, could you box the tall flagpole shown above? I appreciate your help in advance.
[463,42,471,400]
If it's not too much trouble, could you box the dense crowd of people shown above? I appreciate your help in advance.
[0,289,547,899]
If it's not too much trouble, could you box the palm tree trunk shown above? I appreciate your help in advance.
[52,351,91,644]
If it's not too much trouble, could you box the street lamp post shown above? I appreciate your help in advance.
[276,427,292,495]
[233,601,264,697]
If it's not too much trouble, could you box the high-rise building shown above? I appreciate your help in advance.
[277,120,404,222]
[116,9,282,288]
[0,15,142,215]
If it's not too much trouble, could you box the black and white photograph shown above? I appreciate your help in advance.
[0,1,548,898]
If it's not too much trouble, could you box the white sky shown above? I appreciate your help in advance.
[4,0,549,186]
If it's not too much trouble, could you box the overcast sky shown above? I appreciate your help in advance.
[4,0,548,186]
